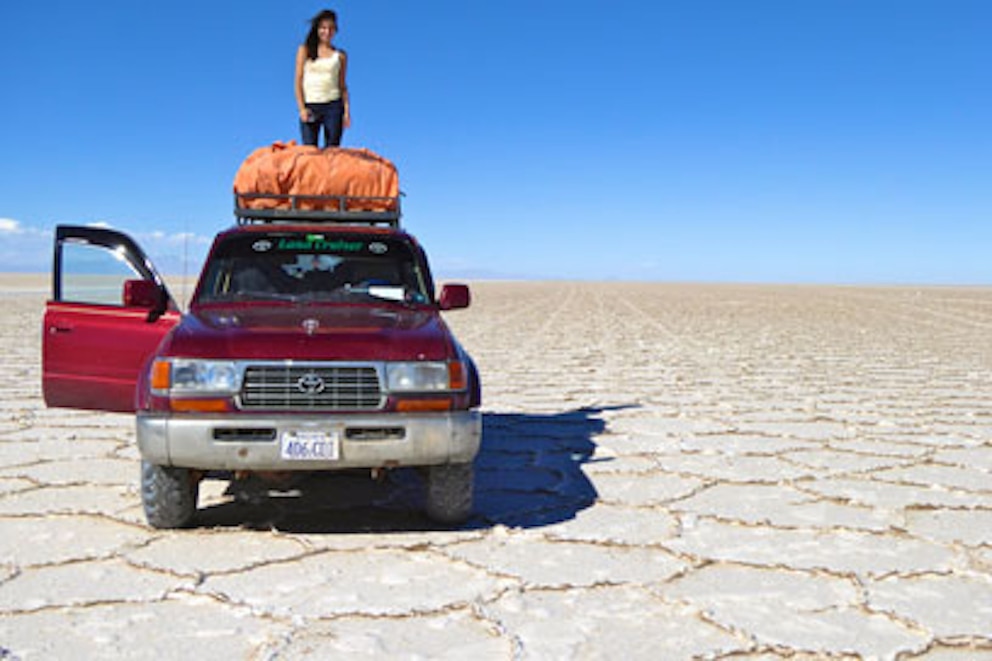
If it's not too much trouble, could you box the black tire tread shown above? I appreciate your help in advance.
[424,463,473,525]
[141,461,198,529]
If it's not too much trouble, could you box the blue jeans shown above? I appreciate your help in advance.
[300,100,344,147]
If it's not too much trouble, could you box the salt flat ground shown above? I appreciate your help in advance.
[1,277,990,660]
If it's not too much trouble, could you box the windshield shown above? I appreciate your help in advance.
[196,232,430,305]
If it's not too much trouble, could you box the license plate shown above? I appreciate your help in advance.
[280,430,339,461]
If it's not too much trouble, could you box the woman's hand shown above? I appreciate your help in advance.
[299,107,313,123]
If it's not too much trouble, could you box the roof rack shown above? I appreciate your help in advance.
[234,192,401,228]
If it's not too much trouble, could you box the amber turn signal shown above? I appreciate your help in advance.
[448,361,467,390]
[169,398,231,413]
[396,398,453,412]
[150,360,171,391]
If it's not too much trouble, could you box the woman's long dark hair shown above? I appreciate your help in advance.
[305,10,338,60]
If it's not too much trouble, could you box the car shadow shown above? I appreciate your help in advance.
[194,406,630,534]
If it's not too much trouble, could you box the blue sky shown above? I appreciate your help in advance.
[0,0,989,283]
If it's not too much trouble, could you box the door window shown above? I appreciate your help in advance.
[61,241,142,306]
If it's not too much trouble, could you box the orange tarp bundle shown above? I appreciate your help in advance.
[233,142,399,211]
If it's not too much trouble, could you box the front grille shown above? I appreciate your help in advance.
[240,365,383,411]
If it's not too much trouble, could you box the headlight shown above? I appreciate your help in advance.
[151,359,242,395]
[385,362,452,392]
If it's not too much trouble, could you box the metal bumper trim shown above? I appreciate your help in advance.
[137,411,482,470]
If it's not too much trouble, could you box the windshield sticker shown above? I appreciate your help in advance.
[276,237,364,252]
[368,242,388,255]
[252,240,273,252]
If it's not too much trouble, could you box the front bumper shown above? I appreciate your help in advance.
[137,410,482,470]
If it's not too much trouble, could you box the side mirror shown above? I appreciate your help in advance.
[438,283,470,310]
[123,279,161,308]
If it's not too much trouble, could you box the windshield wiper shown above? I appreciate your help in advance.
[213,291,300,303]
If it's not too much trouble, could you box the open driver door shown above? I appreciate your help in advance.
[42,225,181,413]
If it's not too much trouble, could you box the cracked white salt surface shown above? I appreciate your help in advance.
[1,282,991,659]
[201,549,513,617]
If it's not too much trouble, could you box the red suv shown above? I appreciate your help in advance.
[42,202,481,528]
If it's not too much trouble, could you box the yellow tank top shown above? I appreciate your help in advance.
[302,51,342,103]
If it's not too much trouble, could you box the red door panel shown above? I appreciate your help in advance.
[42,225,181,413]
[43,303,179,412]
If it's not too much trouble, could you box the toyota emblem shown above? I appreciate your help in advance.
[297,372,326,395]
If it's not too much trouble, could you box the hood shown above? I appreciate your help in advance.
[162,304,453,361]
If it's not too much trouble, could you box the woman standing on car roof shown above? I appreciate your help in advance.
[295,9,350,147]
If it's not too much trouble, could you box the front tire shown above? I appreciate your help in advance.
[424,463,474,525]
[141,461,198,529]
